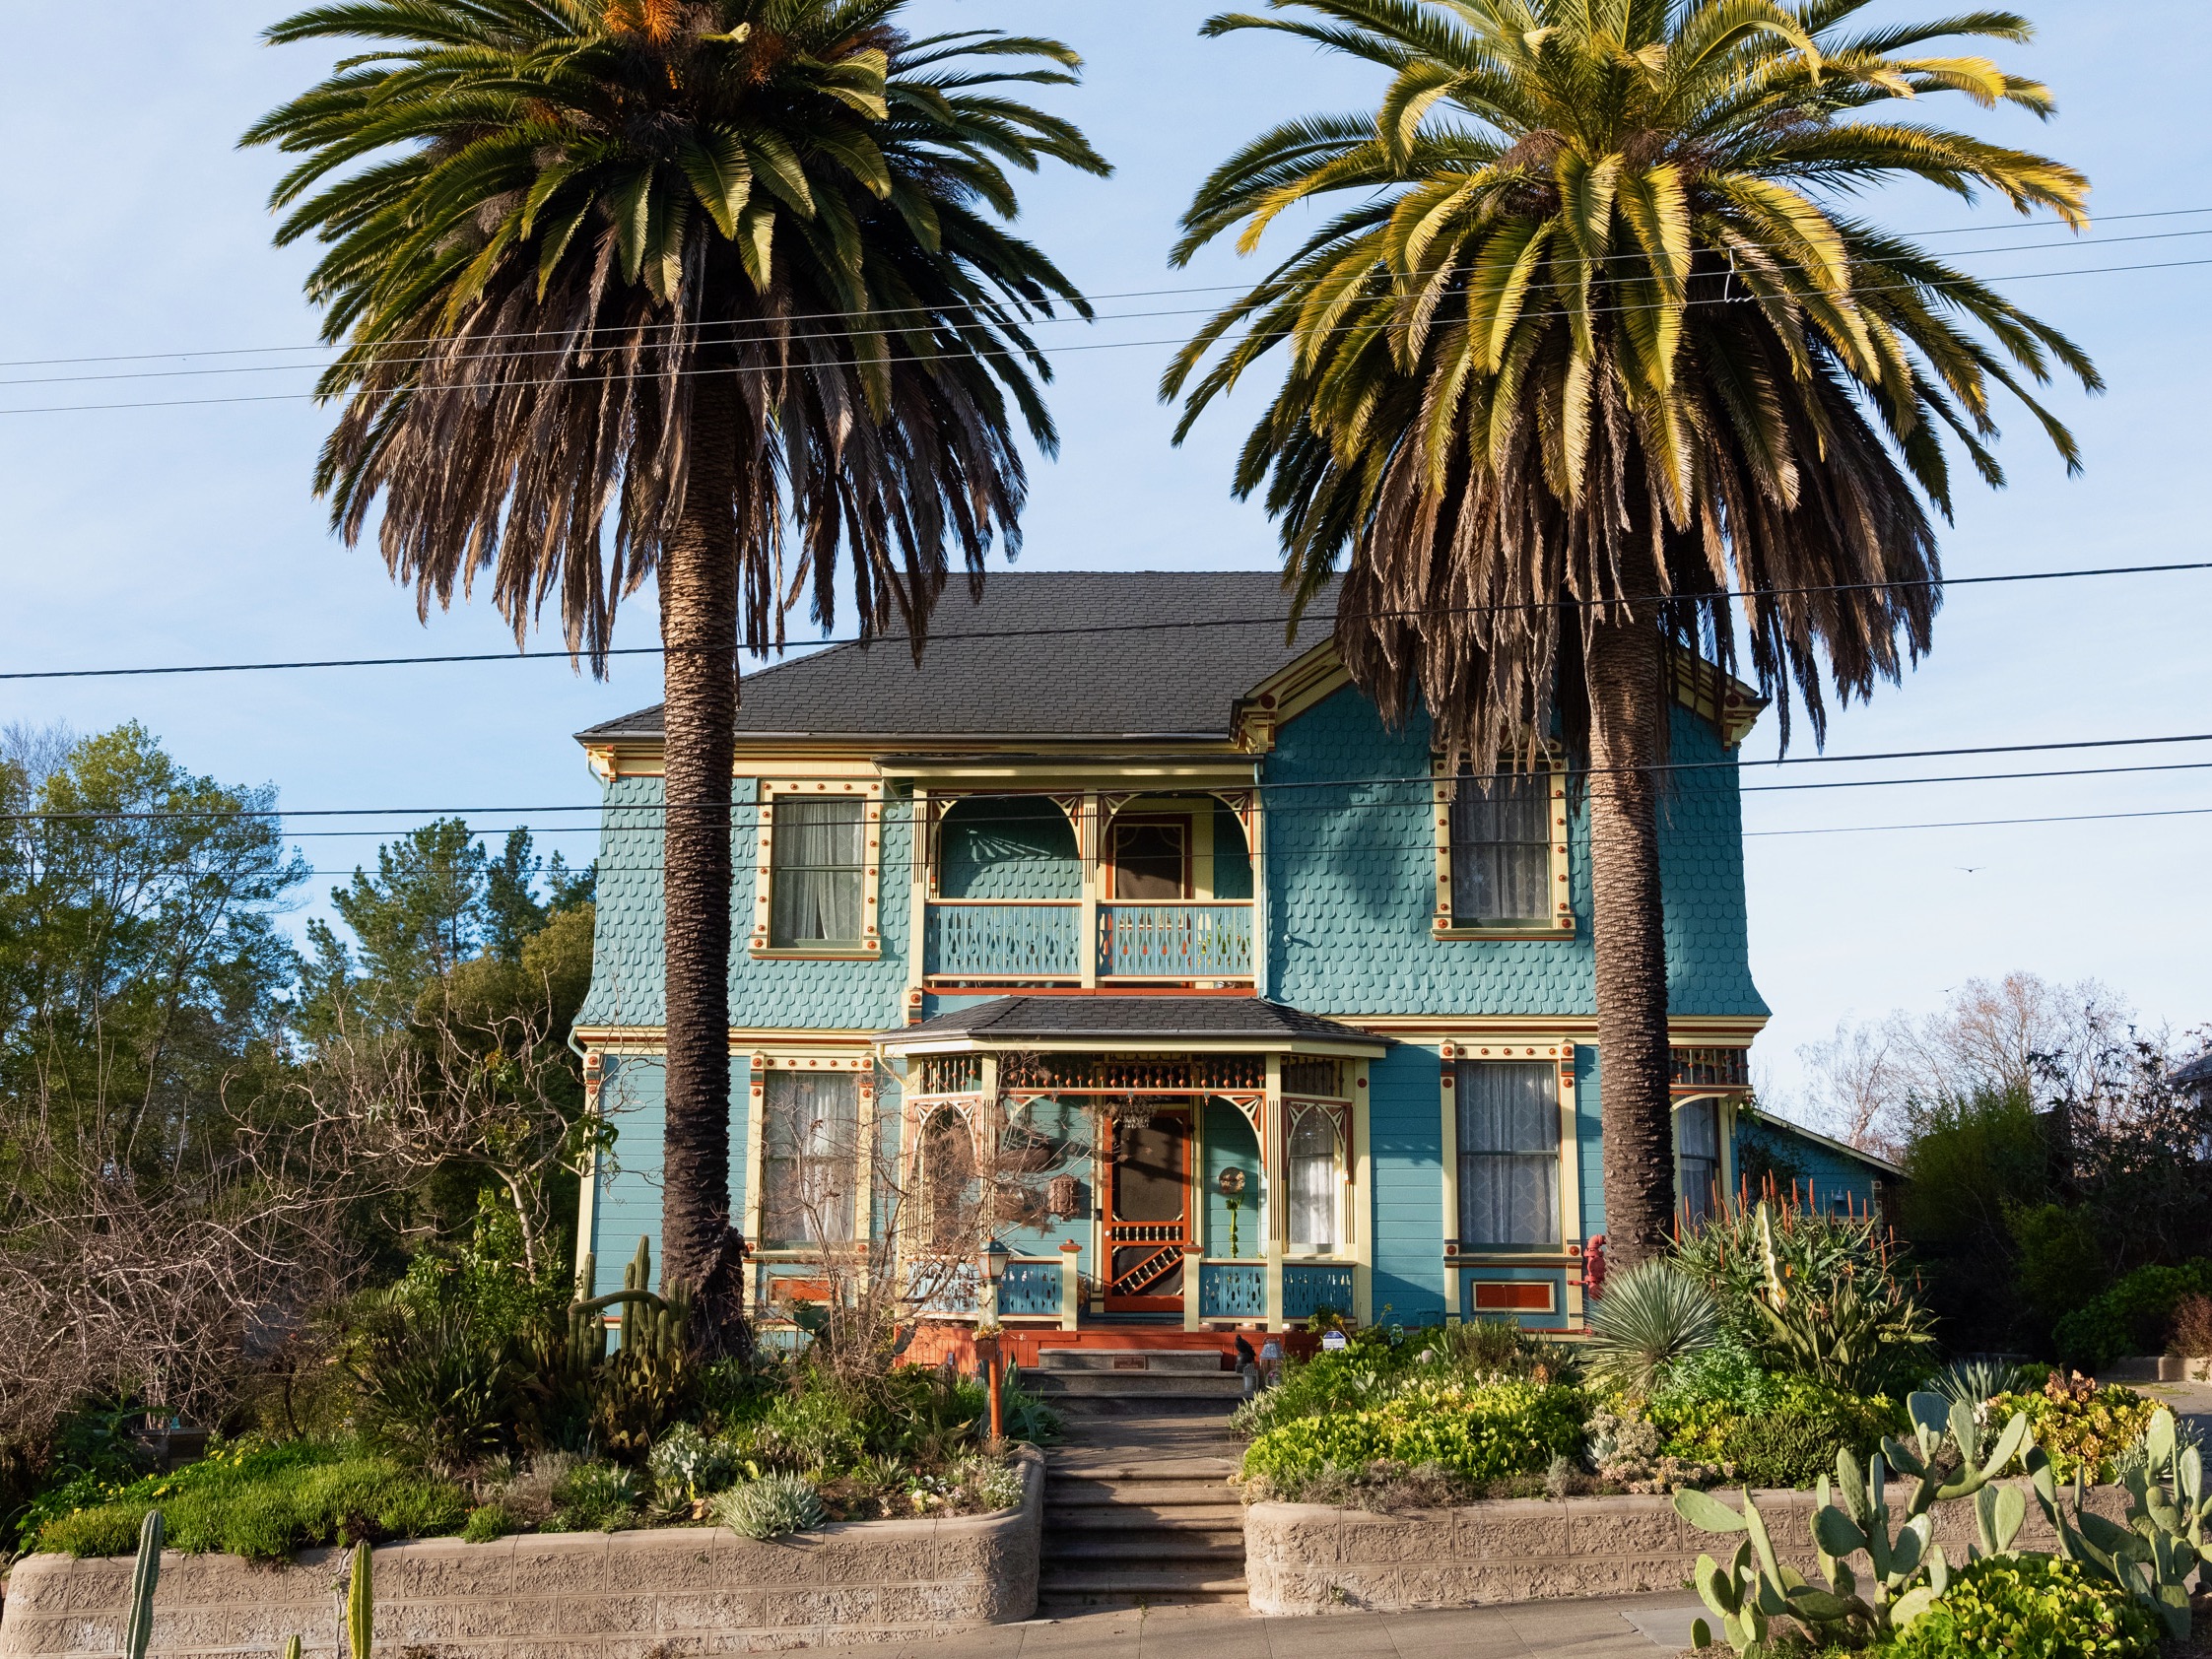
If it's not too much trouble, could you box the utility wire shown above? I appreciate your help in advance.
[8,205,2204,376]
[4,559,2205,682]
[1,249,2205,420]
[14,732,2212,825]
[7,224,2209,393]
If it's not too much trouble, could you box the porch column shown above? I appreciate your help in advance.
[1079,789,1102,989]
[1263,1054,1285,1330]
[1182,1243,1203,1332]
[1058,1240,1081,1333]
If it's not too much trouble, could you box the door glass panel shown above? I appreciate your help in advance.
[1112,822,1186,899]
[1113,1119,1187,1221]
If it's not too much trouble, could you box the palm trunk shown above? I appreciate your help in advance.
[657,366,750,1356]
[1585,617,1676,1276]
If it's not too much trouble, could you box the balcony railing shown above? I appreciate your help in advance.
[924,900,1083,979]
[1098,902,1252,979]
[920,899,1254,983]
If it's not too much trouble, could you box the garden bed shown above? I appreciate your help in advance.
[0,1447,1042,1657]
[1243,1476,2131,1618]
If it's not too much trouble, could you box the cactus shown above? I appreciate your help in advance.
[346,1539,372,1659]
[1675,1392,2035,1653]
[282,1636,302,1659]
[123,1508,163,1659]
[2030,1405,2207,1639]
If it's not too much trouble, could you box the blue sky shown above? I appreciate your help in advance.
[1,2,2206,1101]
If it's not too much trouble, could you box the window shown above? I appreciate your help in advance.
[770,799,864,946]
[760,1072,859,1246]
[1456,1061,1560,1245]
[1288,1113,1339,1249]
[1677,1098,1721,1225]
[1449,764,1552,925]
[1111,820,1187,899]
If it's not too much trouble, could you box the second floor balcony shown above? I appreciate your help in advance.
[917,790,1256,988]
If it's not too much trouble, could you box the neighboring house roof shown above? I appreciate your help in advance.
[2172,1049,2212,1092]
[1741,1110,1907,1180]
[877,994,1391,1054]
[581,571,1334,745]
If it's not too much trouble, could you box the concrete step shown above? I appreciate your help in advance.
[1045,1395,1241,1421]
[1029,1370,1246,1395]
[1037,1566,1249,1608]
[1035,1349,1233,1373]
[1048,1481,1239,1509]
[1039,1530,1247,1557]
[1044,1499,1244,1527]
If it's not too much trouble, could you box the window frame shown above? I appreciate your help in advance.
[1285,1103,1345,1254]
[749,778,885,960]
[1107,813,1192,901]
[744,1050,877,1258]
[1673,1094,1731,1228]
[1451,1056,1567,1249]
[1431,750,1574,939]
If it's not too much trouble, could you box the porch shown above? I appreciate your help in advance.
[877,996,1390,1336]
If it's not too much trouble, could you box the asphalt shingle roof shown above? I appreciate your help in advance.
[878,995,1389,1050]
[580,570,1334,743]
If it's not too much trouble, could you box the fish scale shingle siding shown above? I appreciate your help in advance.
[1262,686,1766,1019]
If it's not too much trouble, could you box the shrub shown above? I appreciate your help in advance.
[713,1474,825,1540]
[1583,1260,1719,1394]
[1985,1373,2155,1483]
[546,1460,642,1532]
[2051,1258,2212,1371]
[1240,1378,1584,1498]
[2173,1293,2212,1359]
[33,1445,467,1560]
[1879,1553,2159,1659]
[349,1309,519,1470]
[460,1502,518,1543]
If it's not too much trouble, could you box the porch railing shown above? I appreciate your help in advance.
[904,1256,1066,1319]
[1282,1262,1356,1322]
[923,900,1082,979]
[1098,902,1253,979]
[999,1258,1063,1318]
[1199,1260,1266,1320]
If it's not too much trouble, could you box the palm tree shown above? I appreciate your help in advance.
[1165,0,2096,1271]
[247,0,1107,1347]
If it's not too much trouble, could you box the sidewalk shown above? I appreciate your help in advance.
[871,1592,1709,1658]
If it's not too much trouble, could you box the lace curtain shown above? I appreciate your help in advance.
[760,1072,859,1245]
[771,799,864,945]
[1456,1061,1560,1245]
[1677,1098,1721,1225]
[1449,767,1550,924]
[1288,1114,1339,1248]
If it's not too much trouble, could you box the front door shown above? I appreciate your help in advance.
[1104,1106,1191,1312]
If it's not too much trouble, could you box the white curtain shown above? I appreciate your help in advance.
[1288,1114,1338,1248]
[761,1072,859,1245]
[771,800,864,945]
[1450,768,1550,924]
[1457,1061,1560,1245]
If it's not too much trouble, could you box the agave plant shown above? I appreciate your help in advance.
[1585,1259,1720,1394]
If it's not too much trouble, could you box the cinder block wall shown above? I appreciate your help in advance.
[0,1452,1040,1658]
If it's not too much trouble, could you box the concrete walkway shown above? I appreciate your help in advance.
[870,1592,1710,1659]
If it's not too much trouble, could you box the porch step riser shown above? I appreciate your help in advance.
[1036,1351,1234,1374]
[1030,1373,1246,1395]
[1046,1397,1244,1420]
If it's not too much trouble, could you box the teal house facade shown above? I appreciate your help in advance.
[570,571,1812,1337]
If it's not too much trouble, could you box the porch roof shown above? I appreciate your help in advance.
[875,995,1390,1057]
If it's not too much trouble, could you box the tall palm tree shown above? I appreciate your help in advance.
[1165,0,2096,1271]
[247,0,1107,1347]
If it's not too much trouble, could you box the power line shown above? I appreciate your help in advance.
[8,204,2203,377]
[7,224,2209,394]
[1744,805,2212,837]
[1,248,2205,420]
[13,732,2212,825]
[4,559,2205,682]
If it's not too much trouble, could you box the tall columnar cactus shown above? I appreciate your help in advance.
[282,1636,302,1659]
[346,1540,373,1659]
[1675,1392,2035,1654]
[123,1509,163,1659]
[2030,1406,2207,1639]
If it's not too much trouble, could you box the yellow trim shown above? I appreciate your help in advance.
[1432,750,1575,938]
[749,779,885,960]
[1439,1040,1579,1275]
[1234,640,1350,753]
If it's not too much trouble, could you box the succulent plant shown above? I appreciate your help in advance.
[123,1509,163,1659]
[2030,1405,2207,1639]
[346,1540,372,1659]
[713,1475,826,1541]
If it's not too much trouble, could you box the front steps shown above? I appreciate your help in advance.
[1033,1345,1249,1614]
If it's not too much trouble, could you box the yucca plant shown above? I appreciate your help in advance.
[1585,1257,1720,1394]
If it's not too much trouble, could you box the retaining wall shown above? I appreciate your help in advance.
[1244,1479,2128,1616]
[0,1449,1040,1657]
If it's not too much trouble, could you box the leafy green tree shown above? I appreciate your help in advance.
[1166,0,2097,1269]
[247,0,1107,1348]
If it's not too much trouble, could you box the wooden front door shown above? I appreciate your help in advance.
[1104,1107,1192,1312]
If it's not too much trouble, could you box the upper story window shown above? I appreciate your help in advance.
[1455,1060,1561,1246]
[770,798,865,946]
[1450,765,1550,925]
[760,1071,859,1246]
[1434,756,1572,937]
